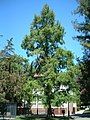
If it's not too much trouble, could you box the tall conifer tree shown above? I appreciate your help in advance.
[74,0,90,105]
[22,4,79,116]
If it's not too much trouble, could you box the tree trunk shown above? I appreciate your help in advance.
[47,100,52,117]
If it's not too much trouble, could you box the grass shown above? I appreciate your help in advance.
[15,109,90,120]
[15,116,71,120]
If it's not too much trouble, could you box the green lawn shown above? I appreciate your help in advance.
[16,116,70,120]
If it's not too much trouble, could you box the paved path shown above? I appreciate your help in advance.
[71,110,90,120]
[75,110,85,114]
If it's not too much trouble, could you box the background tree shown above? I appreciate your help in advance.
[74,0,90,105]
[74,0,90,48]
[0,38,15,102]
[0,39,30,103]
[22,4,79,116]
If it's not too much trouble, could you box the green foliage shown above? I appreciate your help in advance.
[21,4,64,57]
[1,38,15,56]
[0,39,30,103]
[74,0,90,105]
[21,4,79,116]
[75,0,90,17]
[77,57,90,105]
[0,54,29,102]
[22,77,42,105]
[74,0,90,48]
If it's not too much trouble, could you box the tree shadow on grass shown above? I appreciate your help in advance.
[18,115,70,120]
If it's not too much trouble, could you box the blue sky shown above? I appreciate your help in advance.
[0,0,83,62]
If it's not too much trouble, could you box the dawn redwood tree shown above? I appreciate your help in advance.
[74,0,90,105]
[21,4,79,116]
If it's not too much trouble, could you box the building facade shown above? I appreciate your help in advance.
[31,100,77,116]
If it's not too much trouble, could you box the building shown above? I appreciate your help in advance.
[31,100,77,116]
